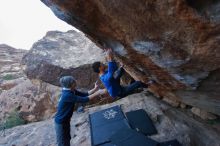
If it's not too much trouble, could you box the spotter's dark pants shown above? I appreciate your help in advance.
[55,121,71,146]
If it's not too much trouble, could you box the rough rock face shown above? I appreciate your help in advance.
[0,44,27,91]
[1,92,219,146]
[0,80,60,122]
[40,0,220,116]
[22,30,105,89]
[0,44,60,123]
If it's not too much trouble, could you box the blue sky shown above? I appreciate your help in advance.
[0,0,74,50]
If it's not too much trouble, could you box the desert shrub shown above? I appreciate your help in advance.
[2,74,15,80]
[4,110,25,129]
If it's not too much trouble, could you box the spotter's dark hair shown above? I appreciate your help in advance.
[92,62,101,73]
[59,76,76,88]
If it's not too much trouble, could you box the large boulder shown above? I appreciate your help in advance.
[22,30,105,89]
[1,92,220,146]
[40,0,220,116]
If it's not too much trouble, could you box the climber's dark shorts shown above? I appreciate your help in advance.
[118,81,145,98]
[114,68,146,98]
[54,121,71,146]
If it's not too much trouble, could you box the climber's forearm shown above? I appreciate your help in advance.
[88,87,98,95]
[88,89,107,100]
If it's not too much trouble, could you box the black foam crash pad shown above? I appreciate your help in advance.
[159,139,182,146]
[110,128,158,146]
[89,105,130,146]
[90,105,125,127]
[125,109,157,136]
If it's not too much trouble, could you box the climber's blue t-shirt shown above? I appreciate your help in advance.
[100,61,121,98]
[54,89,89,124]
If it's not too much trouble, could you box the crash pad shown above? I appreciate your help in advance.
[110,128,158,146]
[125,109,157,135]
[89,105,130,146]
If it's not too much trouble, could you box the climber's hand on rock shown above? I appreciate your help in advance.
[119,62,124,68]
[105,48,114,61]
[147,79,156,85]
[94,80,99,90]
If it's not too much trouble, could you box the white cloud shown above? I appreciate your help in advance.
[0,0,74,50]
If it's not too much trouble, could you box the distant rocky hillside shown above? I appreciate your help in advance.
[0,44,27,92]
[0,44,60,124]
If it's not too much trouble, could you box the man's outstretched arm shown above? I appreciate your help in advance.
[105,48,118,79]
[88,81,99,95]
[88,89,107,100]
[75,89,107,103]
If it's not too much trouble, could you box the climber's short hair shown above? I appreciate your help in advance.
[92,61,101,73]
[59,76,76,88]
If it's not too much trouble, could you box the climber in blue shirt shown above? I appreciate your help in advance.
[92,48,153,99]
[54,76,102,146]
